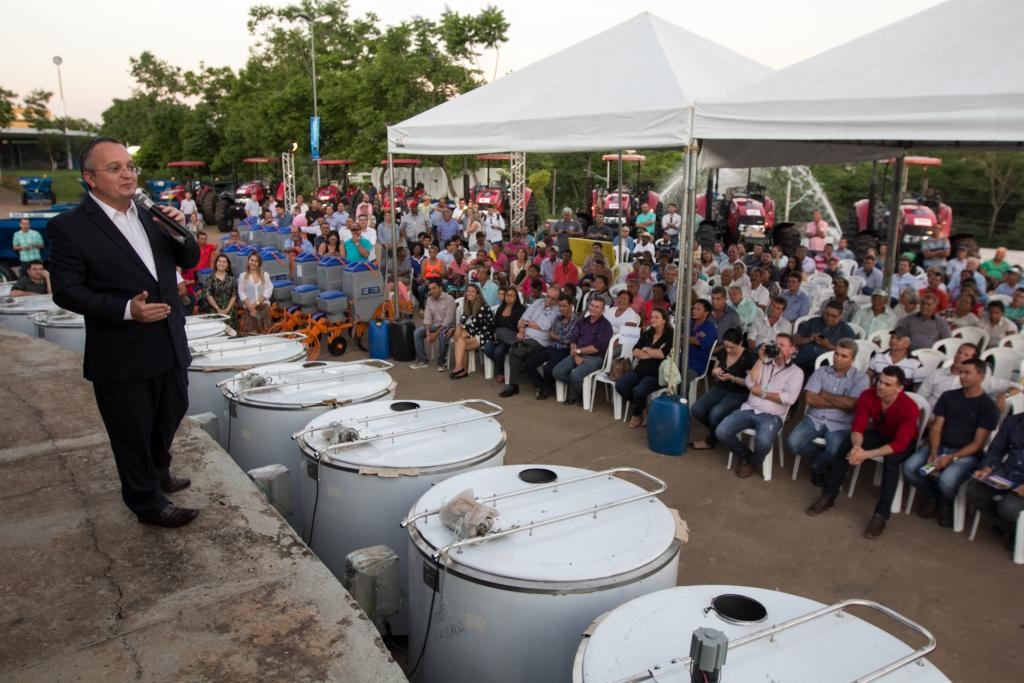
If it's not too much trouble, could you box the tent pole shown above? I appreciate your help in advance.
[617,151,624,228]
[674,108,698,385]
[387,152,399,316]
[882,155,905,295]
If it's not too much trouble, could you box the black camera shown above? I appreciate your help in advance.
[763,343,780,359]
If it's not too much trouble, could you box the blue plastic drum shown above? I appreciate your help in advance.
[368,320,391,360]
[646,394,689,456]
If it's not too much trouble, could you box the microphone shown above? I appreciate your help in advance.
[134,189,192,240]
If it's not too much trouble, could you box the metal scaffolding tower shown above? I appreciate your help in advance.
[282,152,297,212]
[509,152,526,232]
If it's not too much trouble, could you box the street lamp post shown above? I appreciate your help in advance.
[52,56,72,170]
[297,13,323,188]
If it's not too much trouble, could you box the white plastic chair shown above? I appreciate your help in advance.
[847,392,929,514]
[584,334,621,413]
[852,339,878,372]
[792,314,816,337]
[689,347,715,405]
[912,348,947,375]
[953,325,991,352]
[983,347,1023,382]
[791,351,834,480]
[726,405,792,482]
[868,328,893,351]
[809,273,834,291]
[988,293,1013,306]
[969,508,1024,564]
[931,337,961,360]
[843,269,862,289]
[846,321,865,340]
[1000,333,1024,353]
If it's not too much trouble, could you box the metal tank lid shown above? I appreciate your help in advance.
[0,295,59,315]
[185,313,230,341]
[296,399,505,472]
[575,584,949,683]
[188,333,307,370]
[30,309,84,327]
[406,465,677,584]
[219,360,394,409]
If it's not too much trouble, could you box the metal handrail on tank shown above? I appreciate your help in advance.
[0,294,53,311]
[29,309,81,325]
[608,598,938,683]
[188,332,307,358]
[185,313,230,325]
[292,398,503,446]
[401,467,667,561]
[218,359,394,396]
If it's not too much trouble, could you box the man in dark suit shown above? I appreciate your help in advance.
[48,138,201,528]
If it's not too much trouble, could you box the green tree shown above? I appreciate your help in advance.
[0,86,15,129]
[971,152,1024,240]
[22,89,62,170]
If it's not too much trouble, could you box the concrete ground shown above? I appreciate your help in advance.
[0,328,406,683]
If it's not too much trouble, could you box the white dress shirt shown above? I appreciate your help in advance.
[91,193,158,320]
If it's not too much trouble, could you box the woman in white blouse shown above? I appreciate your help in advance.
[238,252,273,335]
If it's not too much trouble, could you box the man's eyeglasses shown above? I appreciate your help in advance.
[87,164,140,175]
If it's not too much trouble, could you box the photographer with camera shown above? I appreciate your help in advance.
[714,334,805,479]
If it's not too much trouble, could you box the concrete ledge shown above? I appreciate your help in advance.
[0,328,406,682]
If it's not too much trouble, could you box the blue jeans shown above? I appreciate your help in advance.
[615,372,662,417]
[690,386,746,446]
[902,446,979,504]
[413,325,450,366]
[715,409,784,468]
[552,354,603,401]
[785,417,851,472]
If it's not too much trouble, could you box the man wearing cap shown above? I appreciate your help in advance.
[946,243,970,285]
[632,231,656,261]
[867,329,925,387]
[897,293,950,351]
[852,291,899,336]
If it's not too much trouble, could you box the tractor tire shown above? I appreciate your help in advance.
[215,197,233,232]
[696,222,718,254]
[49,191,57,204]
[21,192,28,206]
[200,190,217,225]
[851,232,879,263]
[327,335,347,356]
[774,223,801,259]
[0,264,17,283]
[525,194,540,231]
[354,327,368,352]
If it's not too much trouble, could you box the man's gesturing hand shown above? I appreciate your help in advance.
[130,291,172,323]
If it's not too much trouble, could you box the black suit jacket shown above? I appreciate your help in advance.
[48,195,200,384]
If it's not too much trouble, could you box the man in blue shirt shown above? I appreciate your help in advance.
[787,339,870,485]
[779,272,811,322]
[283,227,315,256]
[792,300,856,373]
[435,207,461,245]
[854,254,884,294]
[688,298,718,384]
[551,297,613,406]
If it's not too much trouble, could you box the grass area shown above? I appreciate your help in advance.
[1,169,85,205]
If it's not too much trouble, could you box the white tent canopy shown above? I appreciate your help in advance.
[387,12,771,155]
[697,0,1024,168]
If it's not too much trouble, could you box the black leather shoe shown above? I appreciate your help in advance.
[160,475,191,494]
[499,384,519,398]
[937,504,954,528]
[564,397,577,406]
[863,514,887,540]
[535,388,548,400]
[918,497,938,519]
[137,505,200,528]
[805,494,835,516]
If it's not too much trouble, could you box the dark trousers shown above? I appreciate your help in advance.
[966,478,1024,526]
[507,339,543,385]
[92,369,188,515]
[821,429,912,520]
[524,346,570,390]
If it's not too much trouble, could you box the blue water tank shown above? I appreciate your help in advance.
[368,320,390,360]
[646,394,690,456]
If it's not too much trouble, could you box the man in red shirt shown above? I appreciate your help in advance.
[918,268,950,311]
[553,249,580,287]
[806,365,921,539]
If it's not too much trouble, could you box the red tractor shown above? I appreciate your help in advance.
[469,154,540,230]
[592,154,662,229]
[695,183,779,251]
[232,157,280,218]
[380,158,423,215]
[315,159,359,209]
[847,156,954,261]
[163,161,228,226]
